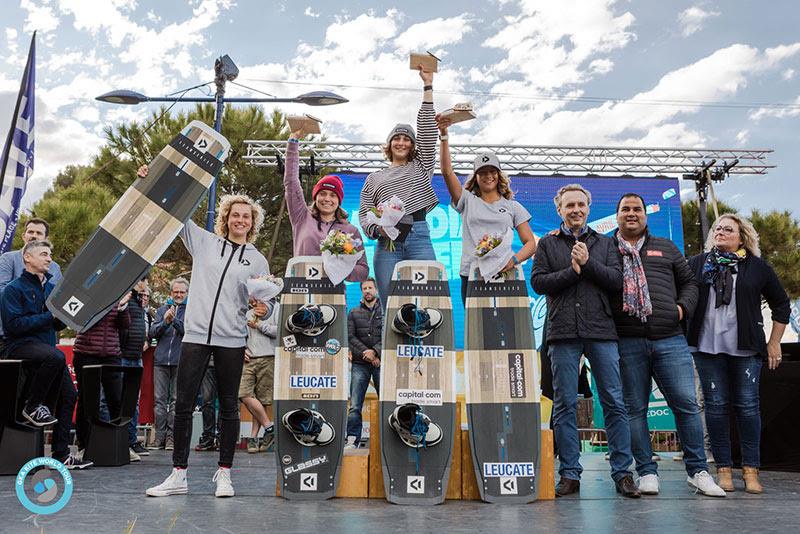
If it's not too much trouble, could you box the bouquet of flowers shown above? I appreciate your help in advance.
[365,195,406,250]
[320,230,365,285]
[474,228,515,282]
[246,273,284,303]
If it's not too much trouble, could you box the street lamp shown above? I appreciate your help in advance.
[96,54,348,230]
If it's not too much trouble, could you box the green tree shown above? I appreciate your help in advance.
[680,200,736,257]
[750,210,800,298]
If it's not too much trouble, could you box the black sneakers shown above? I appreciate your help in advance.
[286,304,337,337]
[61,454,94,470]
[281,408,335,447]
[388,403,443,448]
[195,435,216,451]
[22,404,57,427]
[391,303,443,339]
[131,441,150,455]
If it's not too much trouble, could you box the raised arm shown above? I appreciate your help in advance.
[435,115,462,204]
[416,67,436,176]
[283,136,309,230]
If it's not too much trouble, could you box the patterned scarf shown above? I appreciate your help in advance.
[702,247,746,308]
[617,232,652,322]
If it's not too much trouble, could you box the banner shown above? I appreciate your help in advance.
[0,32,35,253]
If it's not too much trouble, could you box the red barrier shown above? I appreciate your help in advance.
[60,344,154,425]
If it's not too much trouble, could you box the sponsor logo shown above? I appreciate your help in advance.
[306,266,321,280]
[301,393,321,399]
[15,457,73,515]
[193,135,210,152]
[63,296,84,317]
[325,339,341,355]
[412,270,427,284]
[500,477,518,495]
[284,455,328,476]
[300,473,318,491]
[483,462,535,478]
[288,347,326,359]
[396,389,442,406]
[646,250,663,257]
[407,475,425,494]
[289,375,337,389]
[282,455,293,465]
[508,352,527,399]
[283,335,298,349]
[396,344,444,359]
[290,287,309,294]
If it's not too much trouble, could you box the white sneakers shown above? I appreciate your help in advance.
[212,468,235,497]
[637,474,660,495]
[129,448,141,462]
[146,468,235,498]
[146,468,188,497]
[688,470,726,497]
[344,436,358,450]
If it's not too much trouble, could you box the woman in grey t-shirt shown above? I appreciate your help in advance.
[436,116,538,304]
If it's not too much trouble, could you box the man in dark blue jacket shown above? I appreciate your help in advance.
[149,277,188,450]
[531,184,638,498]
[1,240,91,468]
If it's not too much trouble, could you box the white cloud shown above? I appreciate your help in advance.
[393,15,474,53]
[750,96,800,121]
[783,68,795,80]
[736,128,749,145]
[304,7,320,18]
[20,0,61,34]
[678,6,720,37]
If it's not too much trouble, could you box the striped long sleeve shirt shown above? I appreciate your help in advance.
[358,100,438,239]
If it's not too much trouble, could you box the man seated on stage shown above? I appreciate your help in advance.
[0,218,62,356]
[1,239,92,468]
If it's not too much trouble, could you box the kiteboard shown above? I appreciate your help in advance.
[464,264,541,503]
[47,120,230,332]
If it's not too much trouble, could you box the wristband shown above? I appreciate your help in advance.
[512,256,520,265]
[423,85,433,91]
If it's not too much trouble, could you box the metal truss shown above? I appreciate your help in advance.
[243,140,773,177]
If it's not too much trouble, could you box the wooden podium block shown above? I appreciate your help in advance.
[460,428,481,500]
[446,405,462,499]
[336,449,369,498]
[538,429,556,500]
[368,399,385,499]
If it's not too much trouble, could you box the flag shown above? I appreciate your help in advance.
[0,32,35,253]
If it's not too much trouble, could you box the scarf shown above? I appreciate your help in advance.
[560,222,589,238]
[702,247,746,308]
[617,232,652,322]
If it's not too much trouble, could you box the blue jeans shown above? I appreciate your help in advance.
[373,220,436,309]
[121,357,142,446]
[550,339,633,482]
[346,363,380,444]
[692,352,762,468]
[619,336,708,477]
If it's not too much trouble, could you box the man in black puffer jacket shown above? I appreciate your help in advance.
[532,184,638,499]
[120,277,150,457]
[345,278,383,448]
[612,193,724,498]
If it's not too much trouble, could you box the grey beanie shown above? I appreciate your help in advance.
[473,151,501,173]
[386,123,416,145]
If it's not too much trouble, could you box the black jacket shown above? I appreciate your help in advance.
[611,231,699,340]
[151,303,186,366]
[686,252,790,358]
[531,227,622,341]
[120,293,147,359]
[348,301,383,366]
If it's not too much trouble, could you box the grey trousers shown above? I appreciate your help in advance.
[153,365,178,443]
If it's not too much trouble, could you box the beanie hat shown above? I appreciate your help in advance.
[386,123,416,145]
[312,175,344,204]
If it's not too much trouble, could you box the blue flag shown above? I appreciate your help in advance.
[0,32,35,253]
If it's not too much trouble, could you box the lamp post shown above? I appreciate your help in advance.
[97,54,347,230]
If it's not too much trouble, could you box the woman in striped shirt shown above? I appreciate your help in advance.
[358,67,438,306]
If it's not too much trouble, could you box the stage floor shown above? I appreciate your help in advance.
[2,449,799,533]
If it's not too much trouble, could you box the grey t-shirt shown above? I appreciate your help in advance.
[691,273,758,357]
[454,188,531,277]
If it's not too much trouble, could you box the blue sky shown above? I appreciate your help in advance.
[1,0,799,213]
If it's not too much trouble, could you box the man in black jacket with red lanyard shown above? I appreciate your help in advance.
[612,193,725,497]
[532,184,639,498]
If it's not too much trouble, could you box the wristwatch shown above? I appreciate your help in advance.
[439,134,449,141]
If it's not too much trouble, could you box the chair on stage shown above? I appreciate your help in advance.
[81,364,142,467]
[0,360,47,475]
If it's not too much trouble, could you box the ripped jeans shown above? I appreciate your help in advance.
[692,352,762,468]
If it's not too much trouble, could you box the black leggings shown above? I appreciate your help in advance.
[172,342,245,469]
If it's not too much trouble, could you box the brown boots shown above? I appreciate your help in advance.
[716,467,734,492]
[742,466,763,494]
[716,466,763,493]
